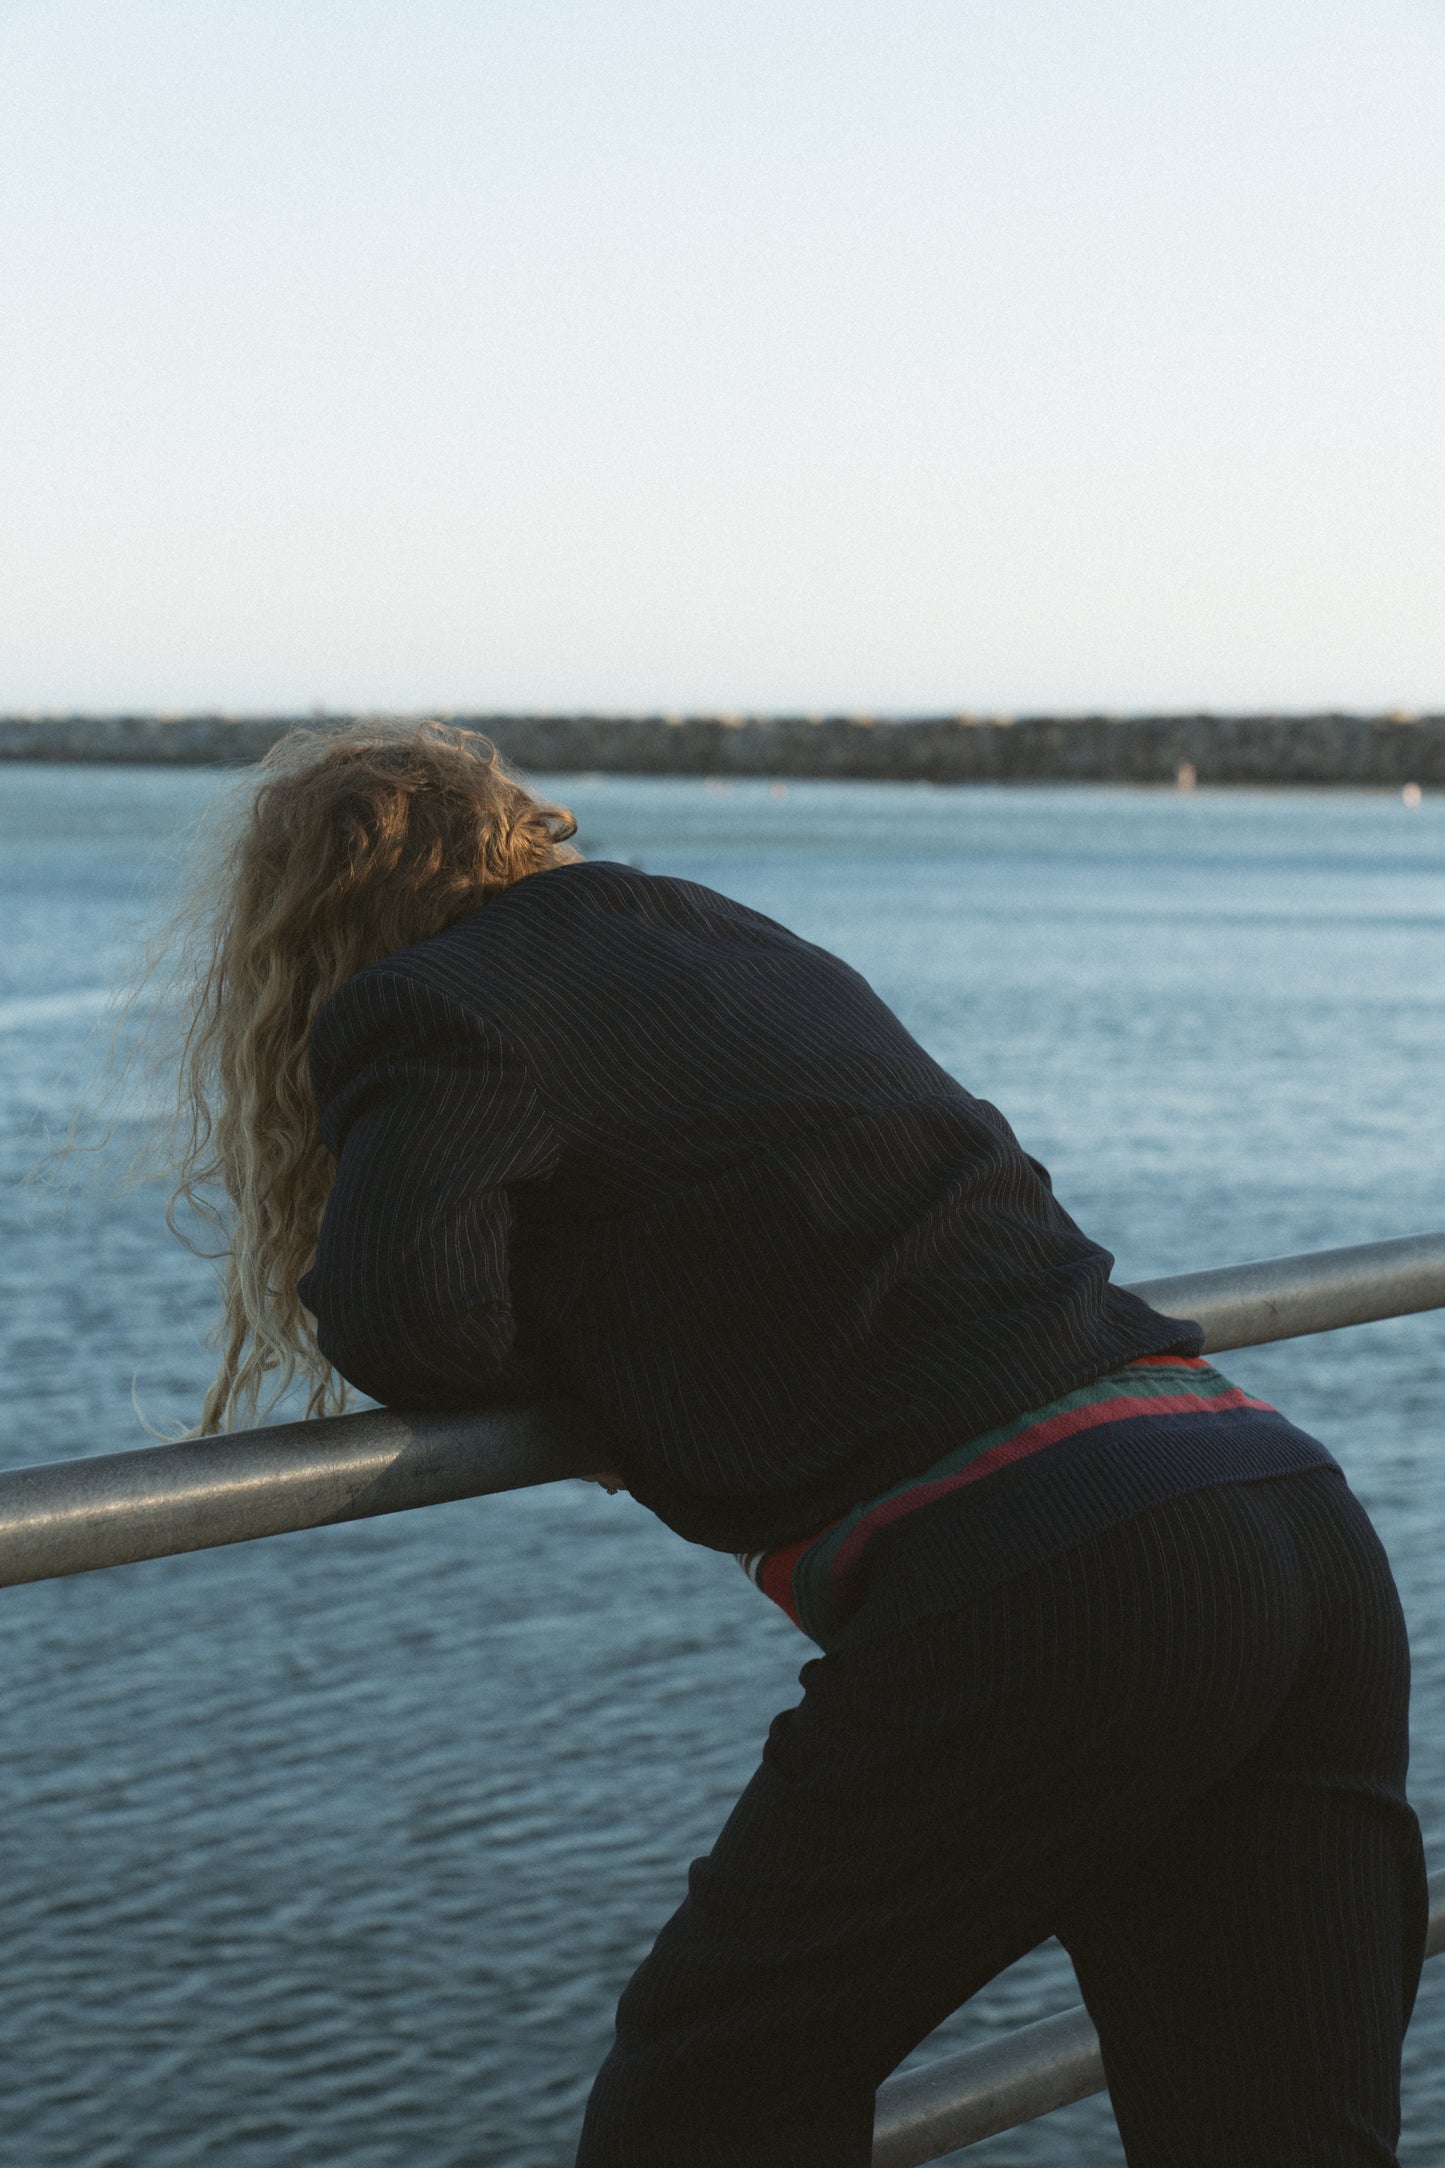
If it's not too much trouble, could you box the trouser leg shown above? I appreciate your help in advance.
[575,1646,1064,2168]
[1057,1474,1426,2168]
[576,1471,1422,2168]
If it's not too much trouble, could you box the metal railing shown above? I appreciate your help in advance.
[2,1231,1443,1591]
[3,1230,1444,2158]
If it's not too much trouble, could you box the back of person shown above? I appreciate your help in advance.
[302,856,1199,1550]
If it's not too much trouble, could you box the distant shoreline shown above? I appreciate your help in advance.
[3,711,1443,786]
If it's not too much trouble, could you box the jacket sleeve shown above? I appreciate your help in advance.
[297,965,560,1409]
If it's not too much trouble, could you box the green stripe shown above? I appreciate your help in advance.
[790,1358,1239,1640]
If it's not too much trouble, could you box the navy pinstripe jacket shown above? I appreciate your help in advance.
[298,860,1201,1553]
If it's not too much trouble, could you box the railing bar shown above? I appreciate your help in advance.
[871,1869,1445,2164]
[0,1233,1441,1594]
[1131,1231,1445,1356]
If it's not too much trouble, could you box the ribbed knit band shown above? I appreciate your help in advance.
[739,1357,1338,1647]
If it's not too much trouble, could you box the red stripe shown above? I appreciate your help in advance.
[827,1386,1274,1582]
[755,1538,810,1626]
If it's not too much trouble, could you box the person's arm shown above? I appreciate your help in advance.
[298,965,559,1410]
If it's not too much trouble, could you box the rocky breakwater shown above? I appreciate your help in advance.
[3,711,1444,785]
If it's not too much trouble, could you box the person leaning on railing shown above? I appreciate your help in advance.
[167,720,1426,2168]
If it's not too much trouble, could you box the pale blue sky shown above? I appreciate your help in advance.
[1,0,1441,713]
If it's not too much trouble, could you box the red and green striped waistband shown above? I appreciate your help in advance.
[737,1355,1276,1646]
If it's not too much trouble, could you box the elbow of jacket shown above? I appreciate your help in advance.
[311,1317,412,1407]
[307,1284,529,1411]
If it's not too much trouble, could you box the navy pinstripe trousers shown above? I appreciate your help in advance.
[576,1468,1427,2166]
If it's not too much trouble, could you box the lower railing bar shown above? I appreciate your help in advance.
[872,2005,1101,2168]
[0,1232,1442,1591]
[870,1866,1445,2166]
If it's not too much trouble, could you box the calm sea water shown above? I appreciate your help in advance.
[3,764,1445,2167]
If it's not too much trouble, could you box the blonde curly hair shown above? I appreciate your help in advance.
[161,720,578,1434]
